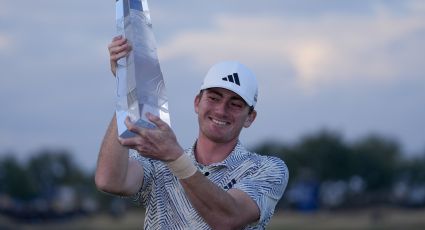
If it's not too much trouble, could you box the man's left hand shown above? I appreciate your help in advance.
[118,113,183,162]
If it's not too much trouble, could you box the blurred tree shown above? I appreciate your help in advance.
[26,149,93,200]
[350,134,402,191]
[0,154,37,200]
[399,152,425,184]
[293,130,352,181]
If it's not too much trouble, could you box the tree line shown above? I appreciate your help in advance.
[1,129,424,217]
[253,130,425,210]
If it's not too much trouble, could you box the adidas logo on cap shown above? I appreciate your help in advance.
[221,73,240,86]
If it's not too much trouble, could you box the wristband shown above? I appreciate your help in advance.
[166,154,197,179]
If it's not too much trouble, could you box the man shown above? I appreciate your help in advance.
[95,36,289,229]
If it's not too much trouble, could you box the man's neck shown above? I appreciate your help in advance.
[195,137,238,166]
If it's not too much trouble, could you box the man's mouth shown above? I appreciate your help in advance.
[211,118,229,126]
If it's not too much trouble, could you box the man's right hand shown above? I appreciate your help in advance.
[108,35,131,76]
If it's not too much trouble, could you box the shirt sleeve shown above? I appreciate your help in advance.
[233,156,289,228]
[129,150,155,207]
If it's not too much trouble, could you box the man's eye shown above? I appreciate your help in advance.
[209,96,219,101]
[231,102,243,108]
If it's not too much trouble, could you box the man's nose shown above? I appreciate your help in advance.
[215,101,229,115]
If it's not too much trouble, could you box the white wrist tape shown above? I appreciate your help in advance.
[166,154,197,179]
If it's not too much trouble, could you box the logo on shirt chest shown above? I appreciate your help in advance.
[223,178,237,190]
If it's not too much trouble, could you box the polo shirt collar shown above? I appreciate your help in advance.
[189,140,248,170]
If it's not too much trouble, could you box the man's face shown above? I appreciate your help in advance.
[194,88,256,144]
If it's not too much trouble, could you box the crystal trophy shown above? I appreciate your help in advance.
[115,0,170,138]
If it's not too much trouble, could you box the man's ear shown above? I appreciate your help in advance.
[194,94,201,114]
[243,110,257,128]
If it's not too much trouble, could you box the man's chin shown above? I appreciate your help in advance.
[203,133,227,143]
[207,133,238,144]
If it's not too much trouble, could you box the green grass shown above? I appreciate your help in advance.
[2,207,425,229]
[268,208,425,230]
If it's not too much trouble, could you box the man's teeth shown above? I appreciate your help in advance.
[212,119,227,125]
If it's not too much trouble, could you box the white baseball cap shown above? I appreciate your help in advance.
[200,61,258,107]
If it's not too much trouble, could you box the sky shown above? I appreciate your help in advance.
[1,0,424,171]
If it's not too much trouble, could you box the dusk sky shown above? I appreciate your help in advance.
[1,0,424,171]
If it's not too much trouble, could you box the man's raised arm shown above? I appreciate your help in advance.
[95,114,143,196]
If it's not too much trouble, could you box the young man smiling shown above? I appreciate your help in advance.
[95,36,289,229]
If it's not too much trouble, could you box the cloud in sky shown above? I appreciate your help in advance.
[1,0,424,171]
[158,2,425,93]
[155,1,425,159]
[0,34,12,51]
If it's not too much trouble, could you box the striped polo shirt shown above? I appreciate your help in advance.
[130,141,289,229]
